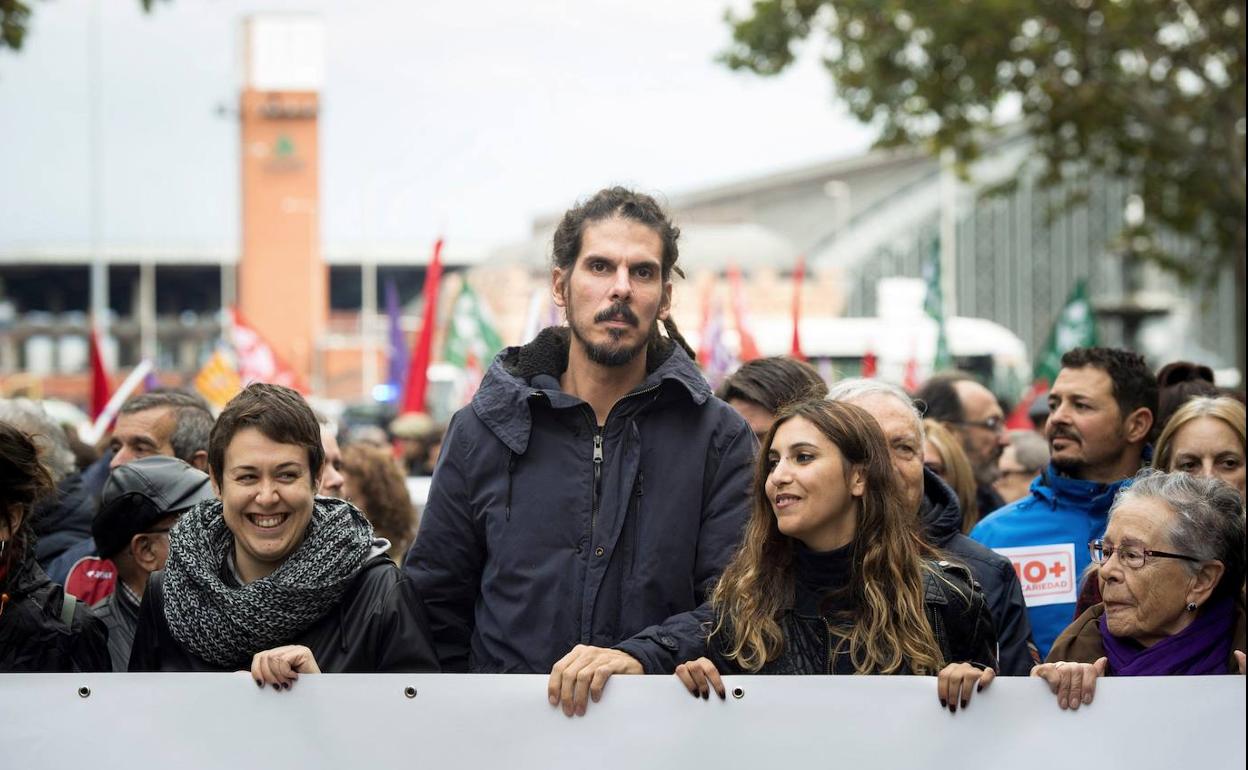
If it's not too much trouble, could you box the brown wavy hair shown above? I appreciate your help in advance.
[710,399,945,674]
[341,443,418,560]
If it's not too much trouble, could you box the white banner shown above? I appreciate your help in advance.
[2,674,1242,769]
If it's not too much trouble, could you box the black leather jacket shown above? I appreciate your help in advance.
[920,468,1038,675]
[0,553,110,672]
[708,550,998,675]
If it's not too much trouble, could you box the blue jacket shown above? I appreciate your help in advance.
[920,468,1038,675]
[971,465,1135,657]
[404,328,754,674]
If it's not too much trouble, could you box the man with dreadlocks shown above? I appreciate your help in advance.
[405,187,755,715]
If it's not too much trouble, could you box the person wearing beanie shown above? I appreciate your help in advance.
[90,455,214,671]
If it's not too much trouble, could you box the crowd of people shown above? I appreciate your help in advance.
[2,187,1244,719]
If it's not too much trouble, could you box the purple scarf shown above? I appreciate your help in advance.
[1100,595,1236,676]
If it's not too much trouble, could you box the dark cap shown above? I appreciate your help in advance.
[92,456,213,558]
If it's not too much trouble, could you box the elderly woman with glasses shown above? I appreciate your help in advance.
[1024,470,1245,710]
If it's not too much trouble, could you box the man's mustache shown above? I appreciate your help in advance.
[1048,426,1081,444]
[594,303,639,327]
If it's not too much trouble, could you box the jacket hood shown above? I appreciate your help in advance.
[471,326,711,454]
[919,467,963,548]
[1027,462,1137,514]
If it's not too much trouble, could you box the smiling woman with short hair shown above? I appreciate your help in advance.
[128,383,438,683]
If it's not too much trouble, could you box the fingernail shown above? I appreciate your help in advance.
[939,698,946,708]
[976,684,982,693]
[718,691,725,701]
[282,682,290,690]
[255,680,263,688]
[548,695,558,706]
[949,703,956,714]
[271,684,280,691]
[960,699,968,709]
[702,690,708,700]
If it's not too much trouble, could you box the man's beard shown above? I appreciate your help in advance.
[568,299,657,368]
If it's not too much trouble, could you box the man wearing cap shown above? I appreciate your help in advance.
[90,455,214,671]
[391,412,439,476]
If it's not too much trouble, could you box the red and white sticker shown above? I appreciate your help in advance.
[993,543,1078,607]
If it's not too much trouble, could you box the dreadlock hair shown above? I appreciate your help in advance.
[550,186,696,360]
[709,398,946,674]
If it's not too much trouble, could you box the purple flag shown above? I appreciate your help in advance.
[386,278,407,402]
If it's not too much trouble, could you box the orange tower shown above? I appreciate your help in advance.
[238,15,327,388]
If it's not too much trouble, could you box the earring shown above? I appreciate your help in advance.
[1186,601,1198,612]
[0,539,7,557]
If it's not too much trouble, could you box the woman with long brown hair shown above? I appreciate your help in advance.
[674,399,997,711]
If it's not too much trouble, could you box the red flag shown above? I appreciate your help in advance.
[861,348,877,379]
[230,308,305,392]
[88,323,112,420]
[726,264,761,362]
[790,255,806,361]
[402,238,444,413]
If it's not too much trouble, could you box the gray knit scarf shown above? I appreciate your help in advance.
[162,496,375,668]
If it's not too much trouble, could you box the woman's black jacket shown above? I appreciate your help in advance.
[708,561,999,675]
[0,555,110,672]
[128,554,439,673]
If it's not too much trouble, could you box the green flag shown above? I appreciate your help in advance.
[922,236,953,371]
[443,282,504,376]
[1033,280,1098,384]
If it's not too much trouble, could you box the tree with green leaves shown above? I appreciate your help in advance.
[721,0,1246,373]
[2,0,166,52]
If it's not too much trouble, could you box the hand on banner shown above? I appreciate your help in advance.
[250,645,321,691]
[674,657,726,700]
[936,663,995,713]
[547,645,643,717]
[1030,657,1107,710]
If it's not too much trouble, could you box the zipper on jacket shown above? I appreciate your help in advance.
[592,430,604,528]
[581,384,659,551]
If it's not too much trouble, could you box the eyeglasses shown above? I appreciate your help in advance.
[951,416,1005,434]
[1088,539,1202,570]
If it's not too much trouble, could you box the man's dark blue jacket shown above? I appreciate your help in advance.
[404,328,755,674]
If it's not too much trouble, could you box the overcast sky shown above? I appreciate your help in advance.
[0,0,875,255]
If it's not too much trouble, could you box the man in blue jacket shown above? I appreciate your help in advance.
[972,347,1157,658]
[405,187,754,716]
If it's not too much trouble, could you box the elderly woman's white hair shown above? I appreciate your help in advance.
[825,378,925,441]
[0,398,76,483]
[1112,468,1246,600]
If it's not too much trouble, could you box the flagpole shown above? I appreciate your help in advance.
[80,359,153,446]
[939,147,958,318]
